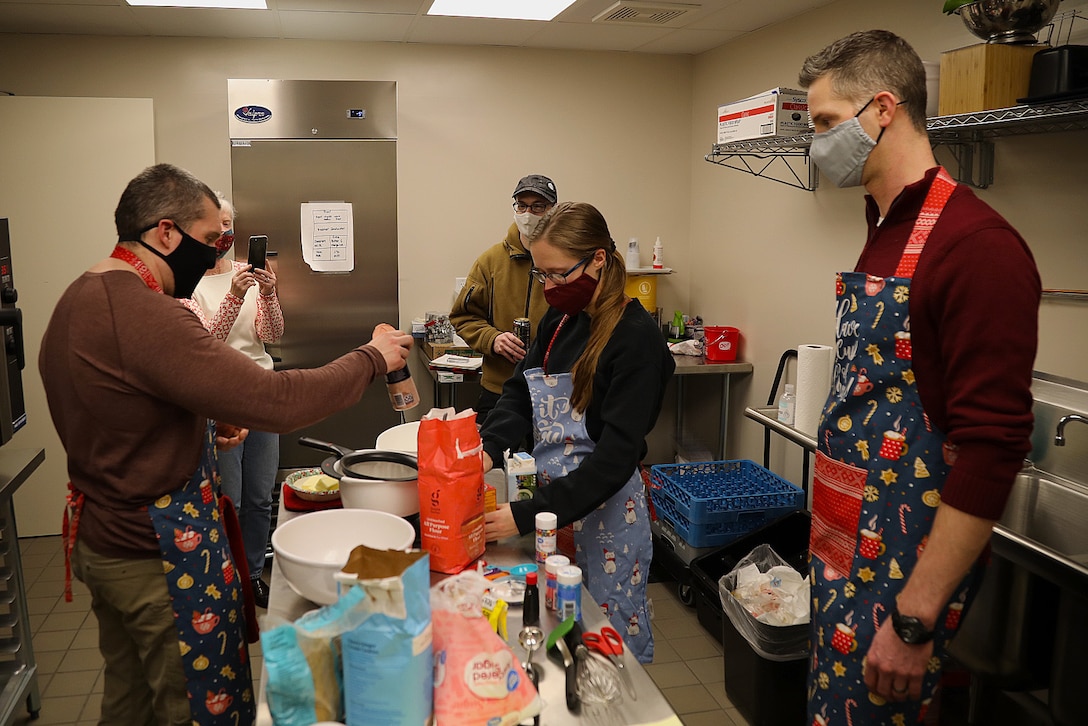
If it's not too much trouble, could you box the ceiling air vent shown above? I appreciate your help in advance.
[592,1,700,27]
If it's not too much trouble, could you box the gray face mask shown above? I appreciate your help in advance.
[809,97,881,188]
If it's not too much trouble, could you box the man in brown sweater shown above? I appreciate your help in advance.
[39,163,412,725]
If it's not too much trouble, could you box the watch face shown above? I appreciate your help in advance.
[892,611,934,644]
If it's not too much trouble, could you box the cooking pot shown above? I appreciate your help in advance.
[297,437,420,516]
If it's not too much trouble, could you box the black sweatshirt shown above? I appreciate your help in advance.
[481,300,675,535]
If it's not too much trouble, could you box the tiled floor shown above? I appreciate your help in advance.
[11,535,264,726]
[12,535,746,725]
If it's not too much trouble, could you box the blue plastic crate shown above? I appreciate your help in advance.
[651,486,799,548]
[649,460,803,525]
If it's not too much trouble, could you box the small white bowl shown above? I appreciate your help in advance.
[271,508,415,605]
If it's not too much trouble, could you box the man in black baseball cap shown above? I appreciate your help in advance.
[450,173,557,425]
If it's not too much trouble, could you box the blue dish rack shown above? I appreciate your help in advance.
[649,460,804,548]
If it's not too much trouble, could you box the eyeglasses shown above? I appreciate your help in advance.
[530,256,591,285]
[513,201,551,214]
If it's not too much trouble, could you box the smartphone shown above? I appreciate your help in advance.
[247,235,268,270]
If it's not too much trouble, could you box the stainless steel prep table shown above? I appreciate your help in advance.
[256,499,681,725]
[671,355,752,461]
[0,447,44,725]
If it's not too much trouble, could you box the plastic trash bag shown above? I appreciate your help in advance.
[719,543,809,662]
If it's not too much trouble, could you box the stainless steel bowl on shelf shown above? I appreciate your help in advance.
[956,0,1062,44]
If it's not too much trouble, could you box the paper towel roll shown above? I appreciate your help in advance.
[796,344,832,436]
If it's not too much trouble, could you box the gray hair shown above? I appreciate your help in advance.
[798,30,928,132]
[114,163,219,238]
[214,191,235,221]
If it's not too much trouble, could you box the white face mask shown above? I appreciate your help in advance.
[514,211,544,239]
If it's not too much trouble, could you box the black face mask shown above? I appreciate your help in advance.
[123,221,218,298]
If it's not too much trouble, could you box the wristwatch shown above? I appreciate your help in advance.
[891,609,935,644]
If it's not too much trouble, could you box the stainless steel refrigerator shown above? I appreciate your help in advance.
[228,79,399,468]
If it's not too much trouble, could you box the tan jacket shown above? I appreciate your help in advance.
[450,223,549,394]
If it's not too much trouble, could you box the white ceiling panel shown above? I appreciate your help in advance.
[0,0,834,53]
[406,15,546,47]
[279,9,414,40]
[128,6,281,37]
[524,18,672,52]
[689,0,833,32]
[0,4,143,35]
[635,26,739,54]
[274,0,428,14]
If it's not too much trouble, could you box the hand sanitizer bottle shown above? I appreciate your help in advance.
[777,384,796,425]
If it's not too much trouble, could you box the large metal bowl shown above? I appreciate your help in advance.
[957,0,1062,44]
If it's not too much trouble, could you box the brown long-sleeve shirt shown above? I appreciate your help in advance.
[40,270,386,558]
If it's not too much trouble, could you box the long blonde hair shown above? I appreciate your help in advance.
[531,201,627,412]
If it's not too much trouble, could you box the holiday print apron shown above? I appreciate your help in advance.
[524,366,655,663]
[147,423,255,725]
[808,168,982,725]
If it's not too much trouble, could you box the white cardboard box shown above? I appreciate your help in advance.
[716,87,809,144]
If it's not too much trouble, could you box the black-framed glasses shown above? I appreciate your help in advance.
[530,256,591,285]
[513,201,551,214]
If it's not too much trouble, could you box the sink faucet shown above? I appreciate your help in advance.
[1055,414,1088,446]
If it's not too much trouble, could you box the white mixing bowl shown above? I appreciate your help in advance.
[271,508,415,605]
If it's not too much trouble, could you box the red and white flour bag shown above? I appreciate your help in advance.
[431,571,542,725]
[417,408,486,574]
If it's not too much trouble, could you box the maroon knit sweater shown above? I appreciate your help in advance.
[855,167,1041,520]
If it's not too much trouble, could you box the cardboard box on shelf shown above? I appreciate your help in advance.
[423,341,476,360]
[717,87,809,145]
[938,43,1043,115]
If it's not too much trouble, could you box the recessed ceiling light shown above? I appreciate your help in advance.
[427,0,576,22]
[126,0,268,8]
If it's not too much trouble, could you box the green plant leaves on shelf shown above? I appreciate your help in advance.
[942,0,975,14]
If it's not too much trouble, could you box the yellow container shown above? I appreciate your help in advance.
[625,274,657,312]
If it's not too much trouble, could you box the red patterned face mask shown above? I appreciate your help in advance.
[215,230,235,259]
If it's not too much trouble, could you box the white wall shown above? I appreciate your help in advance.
[0,33,694,532]
[0,96,155,536]
[689,0,1088,475]
[2,0,1086,532]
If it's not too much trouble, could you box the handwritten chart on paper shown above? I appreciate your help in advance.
[300,202,354,272]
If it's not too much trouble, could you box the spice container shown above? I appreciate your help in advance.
[385,367,419,412]
[556,565,583,622]
[544,554,570,611]
[535,512,557,566]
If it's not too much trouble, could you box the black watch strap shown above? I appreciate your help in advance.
[891,609,935,645]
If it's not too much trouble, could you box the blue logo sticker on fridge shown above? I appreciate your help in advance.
[234,105,272,124]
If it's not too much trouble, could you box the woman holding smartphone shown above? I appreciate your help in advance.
[180,192,283,608]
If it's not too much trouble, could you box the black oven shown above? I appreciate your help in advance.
[0,219,26,445]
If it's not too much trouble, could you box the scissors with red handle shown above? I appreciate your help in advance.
[583,626,637,700]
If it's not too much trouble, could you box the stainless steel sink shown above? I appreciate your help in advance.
[992,467,1088,599]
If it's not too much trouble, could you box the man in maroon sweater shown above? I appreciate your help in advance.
[798,31,1040,724]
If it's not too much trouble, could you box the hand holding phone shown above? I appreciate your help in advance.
[247,235,268,271]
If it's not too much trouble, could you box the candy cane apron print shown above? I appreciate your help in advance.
[524,367,654,663]
[808,169,982,724]
[147,423,255,725]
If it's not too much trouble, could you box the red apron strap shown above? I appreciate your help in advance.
[894,167,957,278]
[61,482,85,603]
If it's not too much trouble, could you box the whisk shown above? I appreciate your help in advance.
[575,643,623,725]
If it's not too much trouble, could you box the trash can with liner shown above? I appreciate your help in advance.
[648,459,804,608]
[690,510,811,726]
